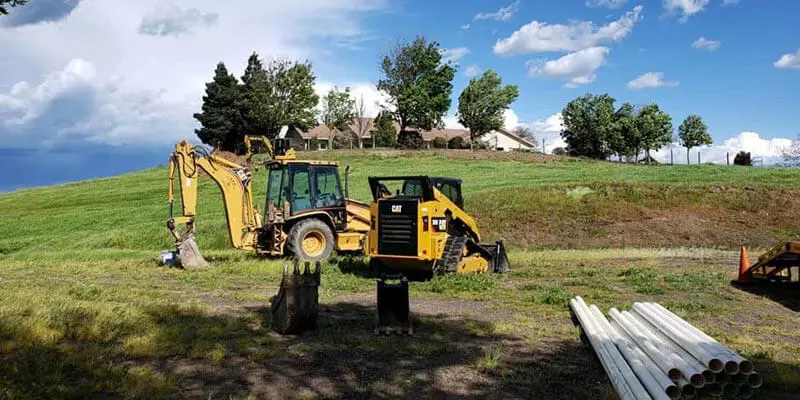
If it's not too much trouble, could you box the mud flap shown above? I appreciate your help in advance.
[375,274,413,335]
[270,261,321,335]
[176,234,209,270]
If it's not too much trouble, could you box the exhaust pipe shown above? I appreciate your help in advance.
[345,165,350,199]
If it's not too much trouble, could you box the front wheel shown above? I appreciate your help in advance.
[286,219,335,262]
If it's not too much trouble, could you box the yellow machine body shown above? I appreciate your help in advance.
[167,136,370,268]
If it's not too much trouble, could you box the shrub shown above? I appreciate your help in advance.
[552,147,567,156]
[396,130,424,149]
[734,151,753,166]
[432,136,448,149]
[448,136,466,149]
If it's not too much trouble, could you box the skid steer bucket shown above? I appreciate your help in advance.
[375,274,413,335]
[488,240,510,274]
[176,234,209,270]
[270,260,321,335]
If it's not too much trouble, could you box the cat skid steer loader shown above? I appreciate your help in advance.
[366,176,510,334]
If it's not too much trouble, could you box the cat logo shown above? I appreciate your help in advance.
[391,205,403,213]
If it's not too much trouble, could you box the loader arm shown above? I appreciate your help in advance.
[168,141,263,251]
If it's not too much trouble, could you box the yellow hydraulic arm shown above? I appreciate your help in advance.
[167,141,263,250]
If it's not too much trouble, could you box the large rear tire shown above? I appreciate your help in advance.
[286,219,335,262]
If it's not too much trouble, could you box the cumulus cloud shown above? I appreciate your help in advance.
[137,6,218,37]
[1,0,82,27]
[463,65,481,78]
[692,37,720,51]
[663,0,710,22]
[313,82,390,118]
[627,72,679,90]
[460,23,470,30]
[439,47,470,64]
[531,113,566,152]
[528,47,610,88]
[652,132,794,165]
[474,0,521,22]
[587,0,627,9]
[0,0,388,151]
[494,6,642,55]
[774,49,800,69]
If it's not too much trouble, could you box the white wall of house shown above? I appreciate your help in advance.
[478,130,534,152]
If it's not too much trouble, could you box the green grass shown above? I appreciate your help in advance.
[1,150,800,398]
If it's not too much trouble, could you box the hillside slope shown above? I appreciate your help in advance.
[2,150,800,258]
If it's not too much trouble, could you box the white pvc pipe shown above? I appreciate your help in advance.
[747,372,763,388]
[632,303,724,374]
[608,319,681,400]
[616,309,706,387]
[570,298,641,400]
[677,377,696,398]
[648,302,753,374]
[739,383,755,398]
[627,313,715,384]
[609,308,685,382]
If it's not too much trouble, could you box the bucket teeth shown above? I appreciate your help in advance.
[271,259,321,335]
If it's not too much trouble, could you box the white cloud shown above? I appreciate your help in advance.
[652,132,794,165]
[0,0,388,150]
[494,6,642,55]
[691,36,720,51]
[663,0,710,22]
[627,72,679,90]
[439,47,470,64]
[460,23,470,30]
[774,49,800,69]
[314,82,390,119]
[587,0,627,9]
[474,1,521,22]
[528,47,610,88]
[463,65,482,78]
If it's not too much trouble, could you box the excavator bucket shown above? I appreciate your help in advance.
[176,234,209,270]
[375,274,413,335]
[270,260,321,335]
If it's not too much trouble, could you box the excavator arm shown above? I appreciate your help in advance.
[167,140,263,268]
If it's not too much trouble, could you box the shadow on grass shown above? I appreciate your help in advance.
[731,281,800,312]
[3,300,798,399]
[328,255,377,279]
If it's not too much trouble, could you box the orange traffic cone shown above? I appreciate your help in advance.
[736,246,751,283]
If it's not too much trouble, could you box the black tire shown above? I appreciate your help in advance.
[285,219,335,262]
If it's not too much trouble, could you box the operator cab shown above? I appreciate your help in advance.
[265,161,347,225]
[370,176,464,210]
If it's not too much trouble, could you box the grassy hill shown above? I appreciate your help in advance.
[2,150,800,259]
[1,150,799,399]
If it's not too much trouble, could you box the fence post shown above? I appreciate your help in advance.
[698,152,701,164]
[727,152,730,165]
[542,138,546,154]
[670,148,674,165]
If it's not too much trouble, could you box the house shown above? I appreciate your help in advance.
[287,118,538,152]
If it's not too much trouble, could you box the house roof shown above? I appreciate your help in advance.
[495,128,538,148]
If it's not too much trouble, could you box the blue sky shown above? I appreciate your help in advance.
[1,0,799,191]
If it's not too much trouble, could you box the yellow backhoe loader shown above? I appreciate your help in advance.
[365,175,510,334]
[166,135,371,270]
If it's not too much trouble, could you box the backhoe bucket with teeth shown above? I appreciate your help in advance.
[176,234,209,270]
[270,260,321,335]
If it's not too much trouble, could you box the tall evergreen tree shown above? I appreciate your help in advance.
[193,62,242,152]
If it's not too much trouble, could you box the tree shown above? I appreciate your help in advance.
[734,151,753,166]
[351,94,370,148]
[377,36,455,133]
[320,86,356,149]
[457,70,520,150]
[397,130,424,149]
[239,53,319,139]
[636,104,673,164]
[448,136,466,149]
[611,103,640,162]
[513,126,535,142]
[561,93,617,159]
[193,62,243,152]
[678,115,712,165]
[373,112,397,148]
[0,0,26,15]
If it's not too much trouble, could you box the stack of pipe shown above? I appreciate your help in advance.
[570,297,762,399]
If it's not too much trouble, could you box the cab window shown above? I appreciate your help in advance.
[267,168,285,208]
[290,166,312,214]
[314,167,344,208]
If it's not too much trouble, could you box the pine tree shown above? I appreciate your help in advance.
[193,62,242,152]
